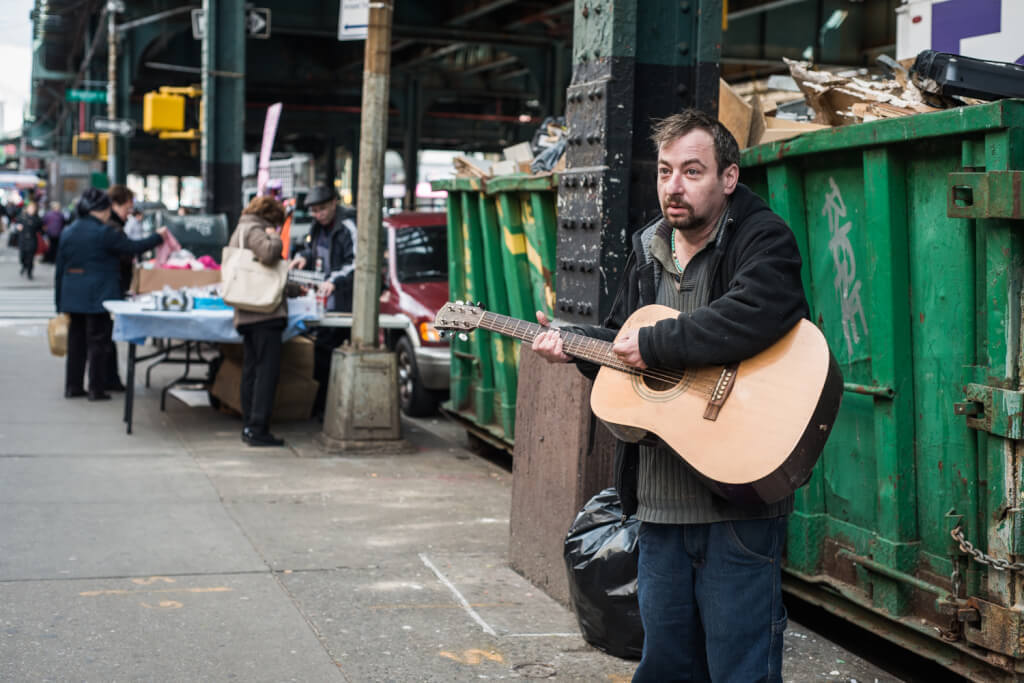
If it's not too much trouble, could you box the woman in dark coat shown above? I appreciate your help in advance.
[16,201,44,279]
[228,196,301,447]
[55,189,167,400]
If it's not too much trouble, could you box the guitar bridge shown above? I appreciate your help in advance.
[703,364,739,421]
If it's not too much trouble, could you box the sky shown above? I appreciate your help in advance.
[0,0,34,133]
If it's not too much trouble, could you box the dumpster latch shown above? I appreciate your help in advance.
[947,171,1024,219]
[955,383,1024,439]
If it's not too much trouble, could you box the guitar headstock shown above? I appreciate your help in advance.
[434,301,485,333]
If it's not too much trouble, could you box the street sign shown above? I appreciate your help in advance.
[191,8,271,40]
[337,0,368,41]
[247,8,271,39]
[93,117,136,137]
[66,88,107,104]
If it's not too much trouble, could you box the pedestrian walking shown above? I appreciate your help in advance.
[16,201,44,279]
[41,201,65,264]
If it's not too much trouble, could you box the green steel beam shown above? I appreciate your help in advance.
[201,0,245,225]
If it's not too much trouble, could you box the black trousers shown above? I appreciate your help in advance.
[42,234,59,263]
[19,247,34,276]
[239,319,285,434]
[312,328,350,415]
[66,313,112,394]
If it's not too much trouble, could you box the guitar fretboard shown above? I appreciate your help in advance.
[477,311,639,375]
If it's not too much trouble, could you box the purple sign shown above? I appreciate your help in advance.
[931,0,1024,64]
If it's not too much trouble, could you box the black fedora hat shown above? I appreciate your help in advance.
[304,185,337,208]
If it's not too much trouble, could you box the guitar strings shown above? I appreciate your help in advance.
[467,312,723,396]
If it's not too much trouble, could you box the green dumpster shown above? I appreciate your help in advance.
[742,99,1024,680]
[432,174,558,447]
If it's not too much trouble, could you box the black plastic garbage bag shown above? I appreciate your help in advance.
[564,487,644,659]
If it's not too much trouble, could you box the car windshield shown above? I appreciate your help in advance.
[395,225,447,283]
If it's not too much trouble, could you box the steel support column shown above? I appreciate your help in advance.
[556,0,722,324]
[402,77,422,211]
[201,0,245,226]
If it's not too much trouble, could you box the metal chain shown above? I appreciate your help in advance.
[950,526,1024,573]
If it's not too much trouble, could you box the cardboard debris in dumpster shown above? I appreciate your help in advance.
[783,58,941,126]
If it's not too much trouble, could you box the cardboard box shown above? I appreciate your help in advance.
[131,267,221,294]
[719,78,752,148]
[210,355,317,422]
[755,117,830,145]
[502,141,534,163]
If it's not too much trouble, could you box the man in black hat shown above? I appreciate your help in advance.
[289,184,357,416]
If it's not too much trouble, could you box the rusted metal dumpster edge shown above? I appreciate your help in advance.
[741,99,1024,166]
[783,572,1024,682]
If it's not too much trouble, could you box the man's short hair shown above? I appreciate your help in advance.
[242,195,286,226]
[649,109,740,176]
[107,184,134,206]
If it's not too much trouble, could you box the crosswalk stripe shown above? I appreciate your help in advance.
[0,288,57,319]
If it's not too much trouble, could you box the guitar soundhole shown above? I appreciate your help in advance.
[641,372,677,392]
[632,369,691,402]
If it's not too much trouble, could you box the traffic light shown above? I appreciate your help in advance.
[143,86,201,140]
[143,91,185,132]
[73,132,110,160]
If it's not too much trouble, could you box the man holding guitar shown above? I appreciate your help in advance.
[533,110,810,682]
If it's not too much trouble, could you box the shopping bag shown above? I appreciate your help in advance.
[221,223,287,313]
[47,314,70,357]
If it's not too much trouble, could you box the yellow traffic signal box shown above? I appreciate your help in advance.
[143,91,185,132]
[73,132,110,160]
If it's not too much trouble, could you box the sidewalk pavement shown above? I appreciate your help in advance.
[0,247,897,681]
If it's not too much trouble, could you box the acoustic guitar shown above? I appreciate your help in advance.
[434,302,843,505]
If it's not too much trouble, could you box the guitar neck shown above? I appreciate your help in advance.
[475,311,625,371]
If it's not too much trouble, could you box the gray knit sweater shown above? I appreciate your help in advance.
[635,215,794,524]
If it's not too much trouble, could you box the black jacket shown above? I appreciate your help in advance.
[572,183,810,515]
[107,211,135,295]
[297,206,357,313]
[56,215,163,314]
[17,212,43,256]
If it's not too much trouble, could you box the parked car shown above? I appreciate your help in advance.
[378,212,449,416]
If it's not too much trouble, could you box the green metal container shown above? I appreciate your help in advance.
[741,100,1024,680]
[433,174,558,447]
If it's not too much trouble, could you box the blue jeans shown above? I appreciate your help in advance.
[632,517,788,683]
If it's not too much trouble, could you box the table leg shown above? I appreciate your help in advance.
[125,342,137,434]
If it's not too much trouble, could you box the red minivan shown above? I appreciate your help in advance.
[379,212,450,416]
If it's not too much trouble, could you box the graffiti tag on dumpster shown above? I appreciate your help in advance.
[822,178,868,356]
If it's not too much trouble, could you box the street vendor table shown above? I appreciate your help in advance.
[103,302,412,434]
[104,300,315,434]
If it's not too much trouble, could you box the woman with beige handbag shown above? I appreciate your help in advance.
[225,196,304,447]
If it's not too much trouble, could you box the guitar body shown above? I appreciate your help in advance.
[590,304,843,505]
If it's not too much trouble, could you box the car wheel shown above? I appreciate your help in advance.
[396,336,438,417]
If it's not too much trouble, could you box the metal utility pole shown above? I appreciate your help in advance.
[319,1,405,451]
[351,2,393,349]
[106,1,120,182]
